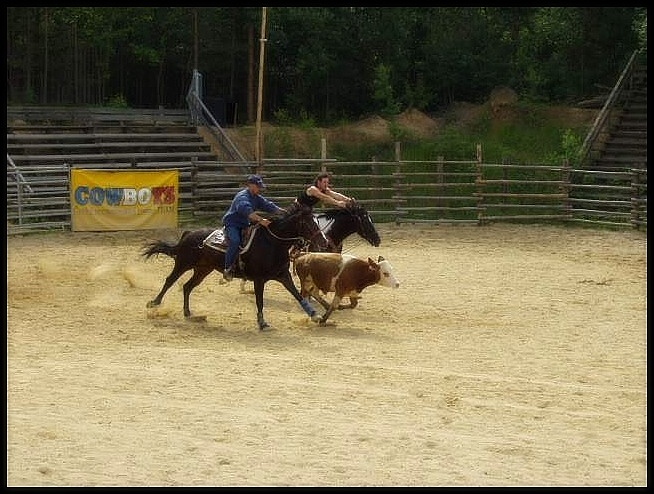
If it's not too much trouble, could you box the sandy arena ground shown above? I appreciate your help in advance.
[6,223,647,486]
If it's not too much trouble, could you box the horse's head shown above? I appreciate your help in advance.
[347,200,381,247]
[274,204,329,251]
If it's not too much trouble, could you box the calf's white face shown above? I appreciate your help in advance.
[375,256,400,289]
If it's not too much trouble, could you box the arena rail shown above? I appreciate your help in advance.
[6,144,647,235]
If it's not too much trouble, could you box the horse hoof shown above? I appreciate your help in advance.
[146,301,158,308]
[259,325,272,332]
[186,315,207,322]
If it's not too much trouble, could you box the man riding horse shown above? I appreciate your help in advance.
[221,174,286,282]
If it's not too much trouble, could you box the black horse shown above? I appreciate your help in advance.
[304,200,382,310]
[142,204,329,331]
[238,200,381,296]
[314,199,381,252]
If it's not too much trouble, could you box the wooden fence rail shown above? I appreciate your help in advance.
[6,149,647,235]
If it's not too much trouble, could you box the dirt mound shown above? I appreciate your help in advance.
[489,86,518,115]
[394,108,443,138]
[446,101,487,127]
[226,101,597,159]
[329,109,444,143]
[345,115,391,139]
[544,106,597,128]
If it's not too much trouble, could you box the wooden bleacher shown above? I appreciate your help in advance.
[7,106,218,169]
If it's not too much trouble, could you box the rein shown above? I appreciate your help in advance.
[317,206,367,253]
[262,226,306,243]
[339,236,368,255]
[261,212,320,245]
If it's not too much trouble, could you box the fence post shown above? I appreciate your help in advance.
[630,167,640,229]
[321,138,327,172]
[476,144,484,226]
[66,163,71,227]
[502,157,511,204]
[394,141,402,225]
[436,155,444,210]
[191,157,198,217]
[371,158,380,206]
[560,159,572,221]
[15,169,23,225]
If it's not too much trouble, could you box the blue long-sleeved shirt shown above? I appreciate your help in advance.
[222,188,281,229]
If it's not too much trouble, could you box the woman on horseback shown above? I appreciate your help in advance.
[294,172,353,210]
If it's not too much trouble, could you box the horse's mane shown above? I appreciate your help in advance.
[319,208,348,221]
[319,201,362,221]
[279,202,312,222]
[266,203,314,235]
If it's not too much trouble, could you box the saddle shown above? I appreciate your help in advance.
[202,225,259,255]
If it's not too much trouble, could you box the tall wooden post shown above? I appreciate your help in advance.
[395,142,402,225]
[476,143,484,225]
[255,7,268,167]
[321,138,327,172]
[193,9,198,72]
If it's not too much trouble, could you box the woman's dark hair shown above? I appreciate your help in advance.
[313,172,332,185]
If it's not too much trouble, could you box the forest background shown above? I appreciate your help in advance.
[6,7,648,164]
[6,8,647,119]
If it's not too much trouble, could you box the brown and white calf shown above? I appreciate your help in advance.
[293,252,400,325]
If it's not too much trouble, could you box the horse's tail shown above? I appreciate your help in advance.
[142,238,179,260]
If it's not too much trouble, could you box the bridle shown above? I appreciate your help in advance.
[263,208,327,248]
[319,203,380,253]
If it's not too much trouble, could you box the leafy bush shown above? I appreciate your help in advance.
[106,94,129,108]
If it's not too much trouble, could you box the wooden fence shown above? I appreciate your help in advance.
[7,145,647,235]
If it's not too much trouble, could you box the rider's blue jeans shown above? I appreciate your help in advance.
[224,225,242,270]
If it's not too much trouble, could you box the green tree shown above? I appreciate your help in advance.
[6,6,644,119]
[372,63,400,116]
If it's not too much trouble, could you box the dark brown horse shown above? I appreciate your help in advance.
[239,200,381,297]
[314,200,381,252]
[142,204,328,331]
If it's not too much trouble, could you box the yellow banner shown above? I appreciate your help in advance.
[71,169,178,231]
